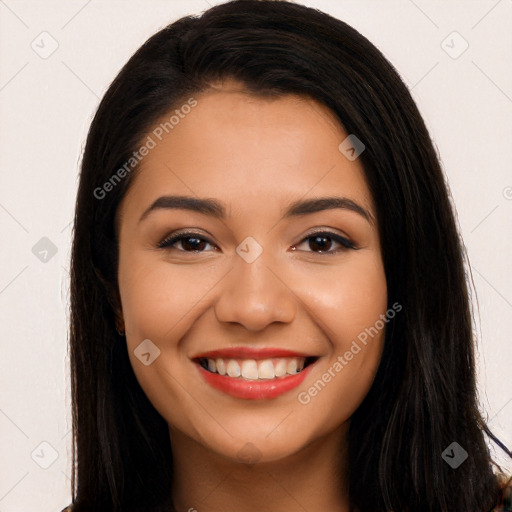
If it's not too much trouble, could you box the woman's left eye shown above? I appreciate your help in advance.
[157,231,356,254]
[294,231,357,254]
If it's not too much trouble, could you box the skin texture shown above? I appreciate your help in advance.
[115,80,387,512]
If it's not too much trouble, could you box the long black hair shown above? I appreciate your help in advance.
[68,1,511,510]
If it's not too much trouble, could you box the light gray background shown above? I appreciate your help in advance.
[0,1,511,510]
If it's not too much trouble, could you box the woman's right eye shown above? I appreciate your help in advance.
[158,232,217,252]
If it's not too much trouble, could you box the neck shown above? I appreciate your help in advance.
[169,423,351,512]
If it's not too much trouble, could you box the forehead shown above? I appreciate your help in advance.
[120,86,374,221]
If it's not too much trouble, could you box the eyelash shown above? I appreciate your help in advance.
[157,230,357,255]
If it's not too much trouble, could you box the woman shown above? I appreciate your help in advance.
[63,0,511,510]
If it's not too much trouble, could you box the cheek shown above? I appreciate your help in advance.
[292,254,387,414]
[296,252,388,344]
[118,255,216,342]
[117,256,210,422]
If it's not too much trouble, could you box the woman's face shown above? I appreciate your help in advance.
[116,81,387,463]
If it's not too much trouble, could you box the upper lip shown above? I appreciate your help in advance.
[192,347,316,360]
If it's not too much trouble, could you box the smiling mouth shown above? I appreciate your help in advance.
[195,356,318,381]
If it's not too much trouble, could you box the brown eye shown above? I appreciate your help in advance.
[295,231,356,254]
[158,232,216,252]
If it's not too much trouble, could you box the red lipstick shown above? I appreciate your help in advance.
[192,346,317,400]
[193,346,314,360]
[195,363,313,400]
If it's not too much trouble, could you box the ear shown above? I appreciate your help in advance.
[113,305,125,333]
[107,283,125,333]
[92,263,126,334]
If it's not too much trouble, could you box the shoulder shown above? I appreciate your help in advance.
[60,507,72,512]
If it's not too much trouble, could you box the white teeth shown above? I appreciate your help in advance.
[226,359,241,378]
[287,359,298,374]
[274,359,287,377]
[258,360,275,379]
[241,360,258,380]
[202,356,308,380]
[216,358,226,375]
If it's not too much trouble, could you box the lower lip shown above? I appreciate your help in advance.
[195,362,314,400]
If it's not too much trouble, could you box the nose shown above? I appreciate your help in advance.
[214,253,297,332]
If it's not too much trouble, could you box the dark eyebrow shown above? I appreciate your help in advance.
[139,196,225,222]
[282,196,374,225]
[139,195,374,225]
